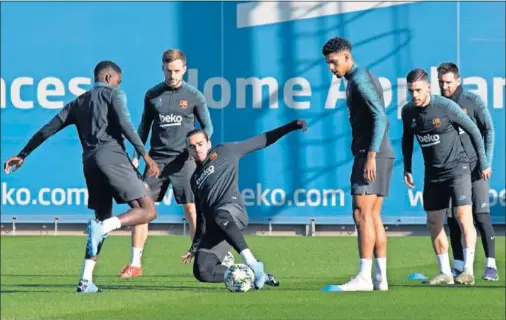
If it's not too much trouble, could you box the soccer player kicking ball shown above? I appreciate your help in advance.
[3,61,160,293]
[437,63,498,281]
[321,37,395,291]
[401,68,491,285]
[120,49,231,278]
[181,119,307,289]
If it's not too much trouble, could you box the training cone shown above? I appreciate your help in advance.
[321,284,344,292]
[407,272,428,280]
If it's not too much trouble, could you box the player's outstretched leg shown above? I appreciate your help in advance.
[453,205,477,285]
[447,212,465,277]
[335,195,376,292]
[182,202,235,267]
[372,196,388,291]
[78,196,157,293]
[474,212,498,281]
[213,209,273,290]
[425,210,454,285]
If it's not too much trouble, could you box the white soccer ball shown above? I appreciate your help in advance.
[224,264,255,292]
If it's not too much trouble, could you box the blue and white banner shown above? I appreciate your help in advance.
[1,1,504,224]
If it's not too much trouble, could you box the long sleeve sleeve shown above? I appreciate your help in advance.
[226,121,300,158]
[110,89,147,157]
[401,106,414,173]
[445,99,490,170]
[193,90,214,138]
[470,93,495,164]
[355,74,388,153]
[18,103,74,158]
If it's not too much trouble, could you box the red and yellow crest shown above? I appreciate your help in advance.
[210,152,218,160]
[179,100,188,109]
[432,118,441,128]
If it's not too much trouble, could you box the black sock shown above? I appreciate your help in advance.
[447,214,464,262]
[474,212,496,259]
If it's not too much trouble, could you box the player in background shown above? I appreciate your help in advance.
[437,62,497,281]
[181,119,307,289]
[3,61,160,293]
[402,68,491,285]
[119,49,225,278]
[321,37,395,291]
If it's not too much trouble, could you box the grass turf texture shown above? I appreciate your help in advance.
[1,236,505,320]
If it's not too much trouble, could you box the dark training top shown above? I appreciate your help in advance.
[189,121,301,253]
[344,64,395,159]
[18,82,146,162]
[446,86,495,168]
[137,81,213,162]
[401,95,489,183]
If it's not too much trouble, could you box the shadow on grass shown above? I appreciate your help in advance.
[0,289,52,293]
[3,282,505,293]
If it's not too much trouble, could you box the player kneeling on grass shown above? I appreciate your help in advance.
[3,61,160,293]
[401,69,491,286]
[181,119,307,289]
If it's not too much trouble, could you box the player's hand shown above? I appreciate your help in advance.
[143,154,160,178]
[481,167,492,180]
[4,156,24,174]
[131,157,139,169]
[364,156,376,182]
[181,251,194,264]
[294,119,307,132]
[404,172,415,189]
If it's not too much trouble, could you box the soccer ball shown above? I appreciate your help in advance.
[224,264,255,292]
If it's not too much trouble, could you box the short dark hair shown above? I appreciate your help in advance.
[406,68,429,83]
[162,49,186,65]
[321,37,352,56]
[186,128,209,142]
[437,62,460,78]
[94,61,121,81]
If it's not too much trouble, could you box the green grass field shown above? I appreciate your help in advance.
[1,236,505,320]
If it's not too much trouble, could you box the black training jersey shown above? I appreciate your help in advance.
[137,81,213,161]
[446,86,495,167]
[401,95,489,183]
[344,64,395,158]
[189,121,301,253]
[18,82,146,162]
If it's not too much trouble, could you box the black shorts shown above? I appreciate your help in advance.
[350,157,394,197]
[424,174,473,211]
[449,177,490,215]
[84,153,147,220]
[144,157,196,204]
[197,204,248,262]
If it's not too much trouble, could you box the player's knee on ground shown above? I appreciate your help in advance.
[193,252,221,283]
